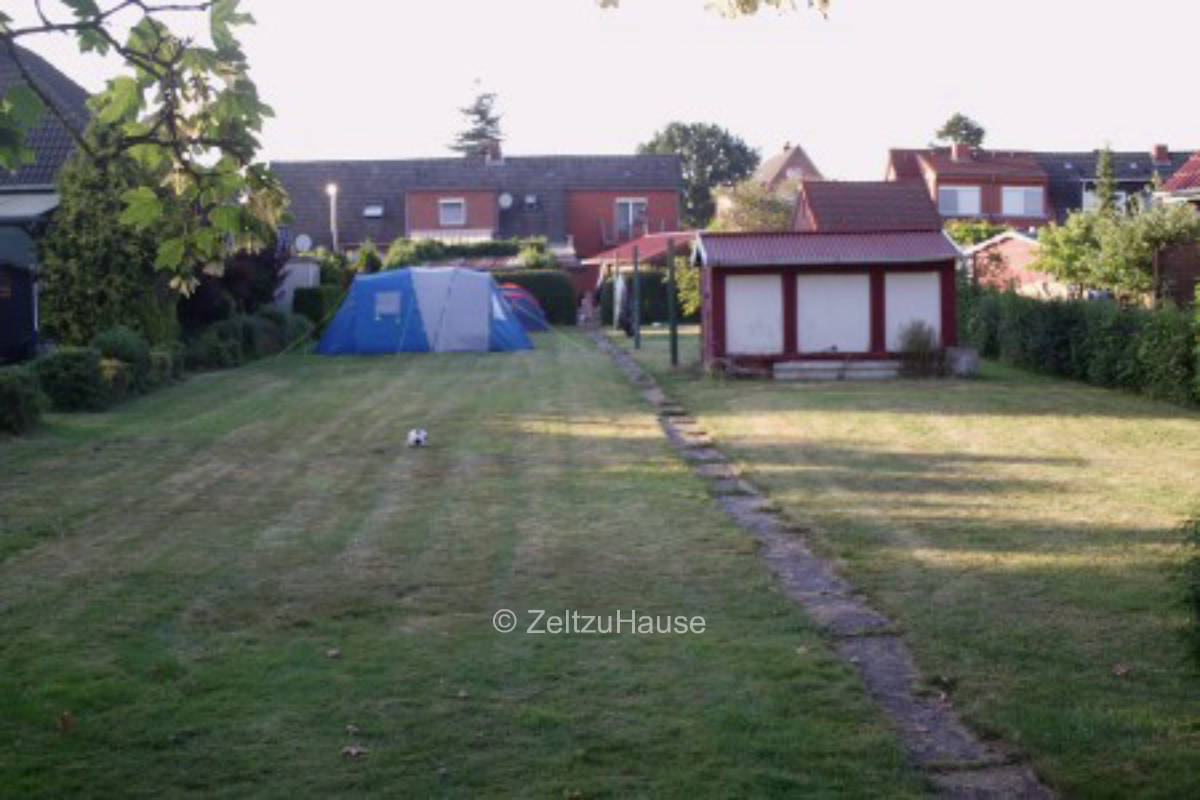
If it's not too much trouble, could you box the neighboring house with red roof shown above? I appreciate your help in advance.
[0,45,91,362]
[695,180,960,378]
[713,142,822,226]
[887,143,1192,228]
[961,231,1069,300]
[1160,151,1200,207]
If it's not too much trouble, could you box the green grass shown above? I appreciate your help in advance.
[0,331,924,798]
[621,326,1200,799]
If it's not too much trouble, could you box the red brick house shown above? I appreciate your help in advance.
[1161,150,1200,208]
[271,148,682,295]
[696,182,960,377]
[962,231,1069,299]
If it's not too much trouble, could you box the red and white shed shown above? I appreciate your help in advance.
[695,181,961,373]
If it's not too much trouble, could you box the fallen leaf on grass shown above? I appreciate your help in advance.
[341,745,369,760]
[456,688,469,699]
[345,724,361,736]
[326,648,342,660]
[1111,662,1134,678]
[57,711,76,734]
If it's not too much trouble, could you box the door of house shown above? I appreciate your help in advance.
[0,265,36,362]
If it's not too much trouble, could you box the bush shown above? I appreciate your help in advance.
[33,347,109,411]
[958,285,1200,406]
[293,285,347,333]
[185,321,243,371]
[897,321,946,377]
[353,239,383,273]
[383,237,541,269]
[99,358,132,402]
[239,314,285,359]
[255,307,314,348]
[0,366,44,434]
[1136,306,1196,405]
[92,325,151,392]
[490,270,576,325]
[148,348,175,388]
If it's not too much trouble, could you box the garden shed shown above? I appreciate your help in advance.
[695,181,960,378]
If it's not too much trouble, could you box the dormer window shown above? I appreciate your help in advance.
[1002,186,1044,217]
[438,198,466,227]
[937,185,981,216]
[363,203,384,218]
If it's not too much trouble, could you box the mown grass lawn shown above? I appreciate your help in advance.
[621,325,1200,800]
[0,331,926,798]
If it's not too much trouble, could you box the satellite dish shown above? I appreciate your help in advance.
[294,233,314,252]
[498,192,514,210]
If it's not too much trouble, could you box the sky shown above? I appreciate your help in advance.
[12,0,1200,179]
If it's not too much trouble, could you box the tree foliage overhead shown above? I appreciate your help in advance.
[598,0,832,15]
[638,122,759,229]
[0,0,286,294]
[934,112,986,148]
[944,219,1007,247]
[449,90,502,156]
[1094,145,1118,216]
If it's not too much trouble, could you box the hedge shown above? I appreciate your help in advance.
[960,285,1199,407]
[598,271,699,326]
[0,366,43,434]
[490,269,576,325]
[293,285,348,333]
[33,347,110,411]
[184,311,314,371]
[92,325,151,393]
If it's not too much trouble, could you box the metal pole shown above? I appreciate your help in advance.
[633,245,641,350]
[667,238,678,366]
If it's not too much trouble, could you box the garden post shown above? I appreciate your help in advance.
[633,246,641,349]
[667,238,678,366]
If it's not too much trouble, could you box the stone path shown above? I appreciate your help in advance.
[592,331,1054,799]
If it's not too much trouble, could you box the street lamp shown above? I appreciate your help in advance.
[325,182,339,252]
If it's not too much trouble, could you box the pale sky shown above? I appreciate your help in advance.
[12,0,1200,179]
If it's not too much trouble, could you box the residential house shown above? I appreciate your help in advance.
[696,181,960,378]
[713,142,822,223]
[961,230,1068,300]
[270,147,683,295]
[1159,150,1200,208]
[1155,151,1200,304]
[0,46,90,363]
[885,144,1192,228]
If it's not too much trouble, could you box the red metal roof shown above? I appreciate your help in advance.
[697,231,960,267]
[1163,151,1200,192]
[794,181,942,233]
[582,231,696,265]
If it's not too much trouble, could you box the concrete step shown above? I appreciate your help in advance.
[774,360,900,381]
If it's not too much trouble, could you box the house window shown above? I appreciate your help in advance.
[615,198,648,239]
[1001,186,1044,217]
[438,198,466,227]
[1082,186,1129,213]
[938,186,981,216]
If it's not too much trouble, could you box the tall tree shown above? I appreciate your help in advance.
[709,178,796,232]
[1034,212,1103,298]
[449,90,503,156]
[934,113,986,148]
[638,122,759,228]
[0,1,286,295]
[1095,145,1118,215]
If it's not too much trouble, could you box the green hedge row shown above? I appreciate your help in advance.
[0,365,44,434]
[184,310,314,371]
[598,271,699,326]
[293,285,348,334]
[490,270,576,325]
[960,285,1200,406]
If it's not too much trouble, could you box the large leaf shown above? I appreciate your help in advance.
[4,83,44,128]
[155,237,186,271]
[119,187,163,228]
[95,77,142,124]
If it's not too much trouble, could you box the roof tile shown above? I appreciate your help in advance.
[698,231,959,267]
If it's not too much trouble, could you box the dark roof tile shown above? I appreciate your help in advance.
[0,45,90,188]
[795,181,942,233]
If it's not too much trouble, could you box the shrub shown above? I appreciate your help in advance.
[99,358,132,401]
[598,271,701,327]
[92,325,151,392]
[255,307,313,348]
[185,321,243,370]
[33,347,109,411]
[239,314,285,359]
[517,238,556,269]
[0,366,44,434]
[897,320,946,377]
[293,285,347,333]
[353,239,383,273]
[490,269,576,325]
[1136,306,1196,405]
[148,348,175,388]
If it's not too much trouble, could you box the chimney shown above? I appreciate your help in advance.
[1151,144,1170,164]
[783,141,791,152]
[484,138,503,165]
[950,142,972,162]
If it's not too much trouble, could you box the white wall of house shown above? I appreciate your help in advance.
[796,274,871,353]
[885,271,941,350]
[276,258,322,311]
[726,274,783,354]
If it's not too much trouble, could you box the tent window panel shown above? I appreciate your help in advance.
[375,291,401,319]
[492,295,507,320]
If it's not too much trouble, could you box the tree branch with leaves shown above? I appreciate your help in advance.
[0,0,286,294]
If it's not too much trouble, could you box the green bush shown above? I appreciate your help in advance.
[99,358,132,402]
[293,285,347,333]
[33,347,109,411]
[147,348,175,388]
[491,269,576,325]
[1136,306,1196,405]
[255,307,314,348]
[383,238,545,269]
[0,366,44,434]
[239,314,285,359]
[92,325,151,392]
[353,239,383,273]
[958,286,1200,406]
[185,320,244,371]
[897,320,945,377]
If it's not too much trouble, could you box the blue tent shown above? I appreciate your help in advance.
[500,284,552,332]
[317,267,533,355]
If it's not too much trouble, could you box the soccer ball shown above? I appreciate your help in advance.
[406,428,428,448]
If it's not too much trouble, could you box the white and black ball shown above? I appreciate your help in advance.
[406,428,429,448]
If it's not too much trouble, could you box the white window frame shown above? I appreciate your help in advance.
[1001,186,1045,218]
[438,198,467,227]
[1081,184,1129,213]
[615,197,648,239]
[937,185,982,217]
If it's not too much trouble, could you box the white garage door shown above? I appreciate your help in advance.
[726,274,783,354]
[885,272,941,351]
[797,274,871,353]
